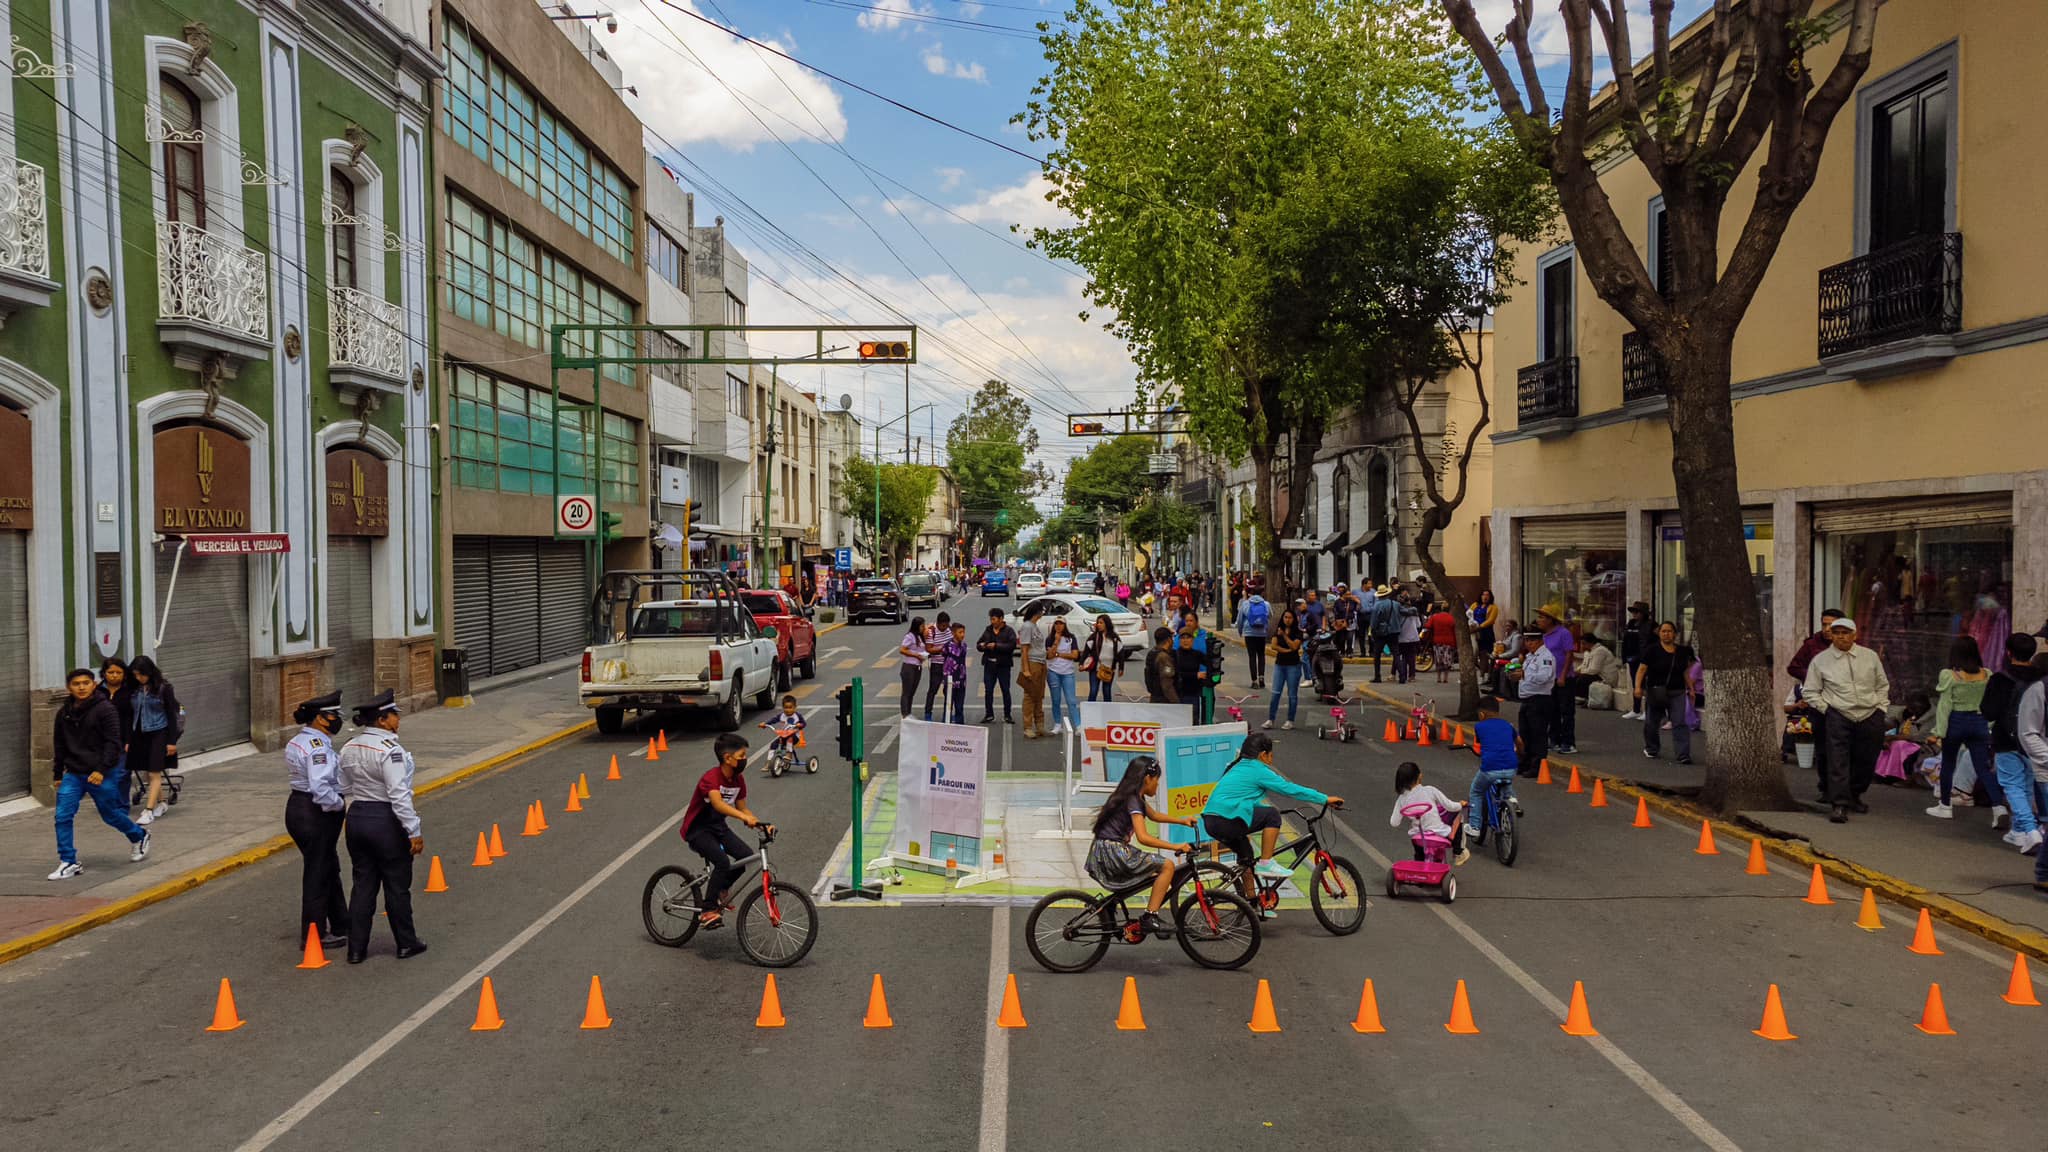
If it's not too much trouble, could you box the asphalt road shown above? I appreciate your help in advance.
[1,589,2037,1152]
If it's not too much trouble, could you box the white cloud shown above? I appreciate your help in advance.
[935,166,967,192]
[950,173,1071,232]
[922,44,949,74]
[858,0,931,32]
[610,2,848,151]
[920,41,989,83]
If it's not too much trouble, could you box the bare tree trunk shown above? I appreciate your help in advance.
[1411,513,1481,720]
[1663,336,1791,812]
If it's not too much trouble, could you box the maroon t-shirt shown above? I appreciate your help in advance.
[683,765,746,834]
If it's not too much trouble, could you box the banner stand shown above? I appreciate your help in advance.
[1034,727,1092,840]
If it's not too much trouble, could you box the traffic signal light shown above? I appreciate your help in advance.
[836,683,855,761]
[599,510,623,541]
[858,340,910,361]
[1069,420,1105,436]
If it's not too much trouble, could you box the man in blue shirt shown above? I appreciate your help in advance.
[1466,695,1524,842]
[1367,585,1402,683]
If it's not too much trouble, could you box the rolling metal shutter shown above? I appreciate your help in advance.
[1519,516,1627,550]
[154,543,251,753]
[1811,494,2011,535]
[538,542,587,660]
[327,536,376,704]
[486,537,541,676]
[0,533,28,798]
[452,537,494,681]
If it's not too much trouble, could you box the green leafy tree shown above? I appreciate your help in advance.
[839,455,940,574]
[946,380,1050,555]
[1024,0,1470,598]
[1061,434,1152,516]
[1122,495,1200,568]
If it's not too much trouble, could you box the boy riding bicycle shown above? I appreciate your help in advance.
[682,732,774,928]
[1467,695,1524,845]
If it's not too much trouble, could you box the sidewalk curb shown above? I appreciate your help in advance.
[0,719,595,968]
[1339,680,2048,962]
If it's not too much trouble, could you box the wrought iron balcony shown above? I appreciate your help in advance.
[327,285,405,398]
[1517,355,1578,426]
[1621,330,1668,403]
[1817,231,1962,361]
[0,155,48,280]
[157,218,269,373]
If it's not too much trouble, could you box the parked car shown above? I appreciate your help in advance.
[1015,571,1047,596]
[851,577,906,624]
[900,570,941,609]
[1047,568,1075,590]
[981,568,1010,597]
[1076,570,1101,592]
[581,570,780,733]
[737,588,818,688]
[1017,593,1149,658]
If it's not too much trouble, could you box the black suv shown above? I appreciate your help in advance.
[899,571,940,609]
[851,578,905,625]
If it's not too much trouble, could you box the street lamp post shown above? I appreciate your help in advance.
[872,403,935,575]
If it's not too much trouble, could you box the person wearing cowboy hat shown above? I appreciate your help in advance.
[1367,583,1401,683]
[1536,604,1580,754]
[337,690,427,962]
[284,690,349,949]
[1801,617,1890,824]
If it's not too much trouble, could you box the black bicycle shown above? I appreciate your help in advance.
[1184,802,1366,935]
[641,826,818,967]
[1025,843,1262,972]
[1463,774,1521,866]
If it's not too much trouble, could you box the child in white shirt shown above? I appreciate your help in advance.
[1389,761,1469,865]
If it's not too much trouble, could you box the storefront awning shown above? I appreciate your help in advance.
[1348,528,1389,554]
[1321,530,1353,554]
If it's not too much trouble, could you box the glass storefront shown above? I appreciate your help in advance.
[1520,543,1627,651]
[1653,514,1774,646]
[1814,519,2014,707]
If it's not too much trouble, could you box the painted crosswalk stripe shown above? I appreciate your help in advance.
[835,658,863,670]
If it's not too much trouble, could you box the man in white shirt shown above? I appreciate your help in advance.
[1509,631,1557,778]
[1801,617,1891,823]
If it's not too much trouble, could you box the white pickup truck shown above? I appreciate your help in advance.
[579,570,781,733]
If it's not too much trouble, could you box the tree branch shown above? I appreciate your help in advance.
[1701,4,1757,157]
[1677,0,1735,162]
[1588,0,1666,174]
[1710,0,1799,178]
[1442,1,1550,149]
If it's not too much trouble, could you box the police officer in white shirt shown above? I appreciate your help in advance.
[284,691,348,948]
[1510,631,1558,778]
[338,690,426,963]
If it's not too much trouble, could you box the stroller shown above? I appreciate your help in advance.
[1307,628,1344,702]
[1386,802,1461,903]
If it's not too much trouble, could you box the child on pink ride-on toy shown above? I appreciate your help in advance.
[1386,761,1469,902]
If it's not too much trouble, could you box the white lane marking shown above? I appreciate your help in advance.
[977,905,1010,1152]
[236,744,773,1152]
[871,718,902,757]
[1000,717,1013,774]
[1328,815,1745,1152]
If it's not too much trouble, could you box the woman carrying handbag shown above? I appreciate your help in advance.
[1083,615,1122,703]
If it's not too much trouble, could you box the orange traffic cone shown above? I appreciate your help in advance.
[521,802,543,838]
[1383,718,1400,743]
[1531,758,1549,784]
[471,977,505,1031]
[1631,797,1653,828]
[1588,778,1608,808]
[1854,888,1883,931]
[565,782,583,813]
[863,974,895,1028]
[1350,979,1385,1034]
[488,823,507,859]
[657,728,669,753]
[1417,723,1432,747]
[1451,724,1466,748]
[1115,976,1146,1031]
[1915,982,1956,1035]
[997,974,1027,1028]
[1565,764,1583,793]
[1801,864,1833,905]
[1752,984,1796,1040]
[1405,718,1418,741]
[577,772,592,800]
[1445,979,1480,1034]
[756,974,786,1028]
[533,799,549,832]
[1248,978,1281,1034]
[1907,908,1943,956]
[204,978,246,1032]
[2003,953,2041,1006]
[646,736,660,762]
[424,855,449,892]
[606,754,622,781]
[1694,819,1719,854]
[471,831,494,868]
[1559,981,1598,1037]
[296,923,330,970]
[1440,721,1452,743]
[1744,838,1770,875]
[580,975,612,1030]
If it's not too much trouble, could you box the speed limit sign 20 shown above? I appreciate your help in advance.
[556,494,596,537]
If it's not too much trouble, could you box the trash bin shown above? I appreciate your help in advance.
[439,647,471,702]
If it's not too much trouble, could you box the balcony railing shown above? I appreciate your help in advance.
[1621,330,1668,403]
[1517,355,1578,425]
[1817,231,1962,360]
[157,218,269,341]
[0,155,49,280]
[328,286,404,380]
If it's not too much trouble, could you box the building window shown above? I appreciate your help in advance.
[1537,248,1574,361]
[725,291,745,327]
[450,363,638,501]
[442,189,637,387]
[650,225,687,292]
[440,15,636,263]
[601,411,640,503]
[650,331,685,386]
[330,169,358,289]
[1869,77,1949,252]
[160,75,206,227]
[726,373,747,419]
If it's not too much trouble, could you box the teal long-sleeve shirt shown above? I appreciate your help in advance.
[1200,762,1328,824]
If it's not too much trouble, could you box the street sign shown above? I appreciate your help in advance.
[1278,537,1321,552]
[834,546,853,571]
[556,493,596,537]
[994,509,1011,527]
[1147,453,1180,476]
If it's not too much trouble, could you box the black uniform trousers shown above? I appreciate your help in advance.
[982,662,1013,718]
[1516,692,1553,777]
[285,790,348,939]
[344,801,422,955]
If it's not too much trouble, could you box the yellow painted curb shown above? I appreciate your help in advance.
[0,718,595,968]
[1342,681,2048,961]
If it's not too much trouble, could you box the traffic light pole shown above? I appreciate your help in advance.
[831,677,880,902]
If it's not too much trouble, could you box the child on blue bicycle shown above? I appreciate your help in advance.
[1466,695,1524,844]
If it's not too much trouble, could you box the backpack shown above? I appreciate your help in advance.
[1246,599,1270,630]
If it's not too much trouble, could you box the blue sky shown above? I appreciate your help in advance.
[595,0,1714,493]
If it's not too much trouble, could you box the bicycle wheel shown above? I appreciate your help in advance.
[1310,854,1366,935]
[1493,805,1518,867]
[1173,887,1261,970]
[642,865,701,948]
[1025,890,1113,973]
[736,880,818,967]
